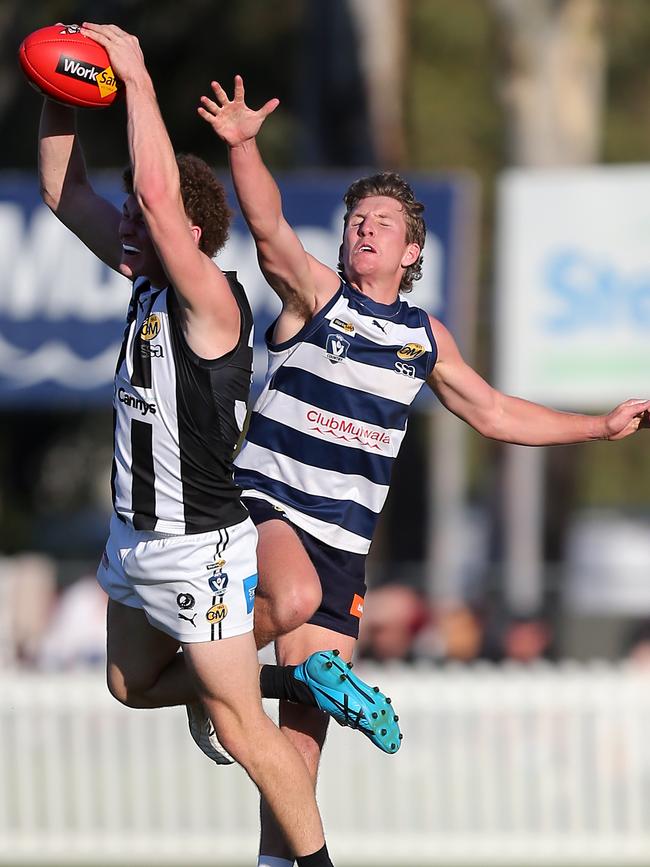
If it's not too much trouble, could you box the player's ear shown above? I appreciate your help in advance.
[401,243,420,268]
[190,225,202,248]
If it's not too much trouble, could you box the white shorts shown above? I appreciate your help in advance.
[97,513,259,643]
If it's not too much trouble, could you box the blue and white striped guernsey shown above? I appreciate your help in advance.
[234,280,438,554]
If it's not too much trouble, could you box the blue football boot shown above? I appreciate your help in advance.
[293,649,402,754]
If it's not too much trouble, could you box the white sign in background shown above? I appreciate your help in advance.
[496,166,650,409]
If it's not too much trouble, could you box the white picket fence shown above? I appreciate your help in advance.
[1,662,650,865]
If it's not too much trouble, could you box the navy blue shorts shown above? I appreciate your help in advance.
[242,497,367,639]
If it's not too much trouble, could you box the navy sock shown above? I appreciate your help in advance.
[296,843,332,866]
[259,664,318,707]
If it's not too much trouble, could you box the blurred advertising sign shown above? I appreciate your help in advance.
[0,172,476,407]
[496,166,650,409]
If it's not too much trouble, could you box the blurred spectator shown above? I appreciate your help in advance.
[482,611,554,663]
[0,554,57,667]
[621,619,650,669]
[434,604,484,662]
[36,576,107,671]
[357,584,431,661]
[502,617,552,662]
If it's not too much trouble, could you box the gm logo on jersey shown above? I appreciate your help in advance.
[206,603,228,623]
[140,314,161,341]
[326,334,350,364]
[397,342,425,361]
[243,573,258,615]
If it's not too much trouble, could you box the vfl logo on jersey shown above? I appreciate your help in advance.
[397,342,425,361]
[140,343,164,359]
[243,573,258,615]
[331,318,356,336]
[326,334,350,364]
[206,603,228,624]
[118,387,156,416]
[140,314,161,341]
[395,361,416,378]
[208,573,229,594]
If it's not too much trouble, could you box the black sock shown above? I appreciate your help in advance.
[259,664,318,707]
[296,843,333,866]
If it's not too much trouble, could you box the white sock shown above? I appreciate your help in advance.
[257,857,294,867]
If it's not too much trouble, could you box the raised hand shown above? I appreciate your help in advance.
[198,74,279,147]
[80,23,148,85]
[603,398,650,440]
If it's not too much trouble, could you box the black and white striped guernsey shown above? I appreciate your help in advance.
[111,273,254,535]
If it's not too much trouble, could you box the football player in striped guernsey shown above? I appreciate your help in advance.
[37,24,338,867]
[199,75,650,867]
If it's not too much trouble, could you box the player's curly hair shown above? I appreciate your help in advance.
[122,153,230,258]
[338,171,426,294]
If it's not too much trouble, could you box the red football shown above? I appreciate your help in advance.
[18,24,121,109]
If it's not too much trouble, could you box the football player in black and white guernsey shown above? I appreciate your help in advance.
[38,24,336,867]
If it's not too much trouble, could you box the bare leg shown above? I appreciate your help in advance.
[253,520,322,649]
[106,518,323,707]
[183,631,330,860]
[259,624,356,862]
[106,599,194,707]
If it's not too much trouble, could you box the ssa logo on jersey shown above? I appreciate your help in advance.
[140,343,164,359]
[397,342,425,361]
[140,314,161,341]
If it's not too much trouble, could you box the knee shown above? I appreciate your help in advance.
[106,665,150,709]
[209,705,259,764]
[270,580,322,635]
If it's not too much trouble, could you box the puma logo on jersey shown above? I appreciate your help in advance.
[178,612,198,627]
[118,387,156,416]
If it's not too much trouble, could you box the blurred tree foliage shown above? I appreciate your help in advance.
[2,0,650,556]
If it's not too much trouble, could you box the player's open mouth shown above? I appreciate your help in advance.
[355,244,376,254]
[122,244,141,255]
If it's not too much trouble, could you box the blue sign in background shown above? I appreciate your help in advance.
[0,172,469,407]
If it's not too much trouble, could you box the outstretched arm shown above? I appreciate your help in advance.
[429,317,650,444]
[38,99,122,270]
[81,24,239,356]
[199,76,339,328]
